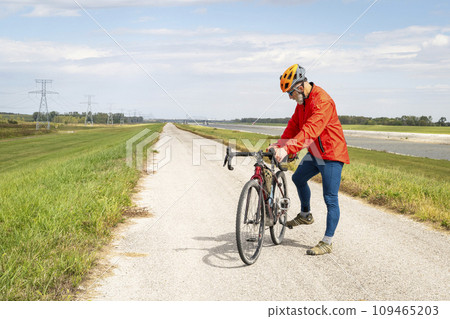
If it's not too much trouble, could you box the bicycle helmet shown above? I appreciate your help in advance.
[280,64,306,93]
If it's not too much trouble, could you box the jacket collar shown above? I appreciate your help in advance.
[305,82,314,100]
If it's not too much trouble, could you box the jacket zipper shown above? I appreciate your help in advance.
[318,136,325,153]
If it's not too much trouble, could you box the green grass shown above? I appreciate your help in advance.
[176,124,450,230]
[0,123,165,300]
[176,124,279,151]
[233,122,288,127]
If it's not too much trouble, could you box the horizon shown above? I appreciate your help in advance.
[1,110,447,124]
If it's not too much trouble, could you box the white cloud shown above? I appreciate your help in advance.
[416,84,450,92]
[0,38,111,63]
[115,27,227,36]
[2,23,449,82]
[60,62,135,76]
[0,0,242,17]
[133,16,155,23]
[99,24,450,79]
[192,7,207,14]
[423,34,449,47]
[22,5,79,17]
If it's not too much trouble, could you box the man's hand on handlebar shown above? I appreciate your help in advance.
[275,147,288,163]
[266,143,288,163]
[266,143,278,152]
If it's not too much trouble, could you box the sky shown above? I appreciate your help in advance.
[0,0,449,121]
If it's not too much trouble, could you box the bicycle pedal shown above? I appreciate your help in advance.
[278,198,291,212]
[246,237,257,242]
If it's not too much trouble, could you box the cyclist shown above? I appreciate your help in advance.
[268,64,350,255]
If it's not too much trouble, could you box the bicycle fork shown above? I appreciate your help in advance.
[243,186,264,226]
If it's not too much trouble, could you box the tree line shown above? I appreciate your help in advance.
[31,111,144,124]
[235,115,449,126]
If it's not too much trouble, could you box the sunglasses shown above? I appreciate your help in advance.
[288,83,303,96]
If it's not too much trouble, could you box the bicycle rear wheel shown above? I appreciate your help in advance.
[270,171,288,245]
[236,179,265,265]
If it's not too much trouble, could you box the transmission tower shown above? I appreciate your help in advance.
[107,112,114,125]
[119,109,124,125]
[81,95,96,126]
[29,79,58,130]
[107,104,114,125]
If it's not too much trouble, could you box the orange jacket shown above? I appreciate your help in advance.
[277,83,350,164]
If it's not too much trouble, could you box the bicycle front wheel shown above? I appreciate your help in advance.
[236,179,265,265]
[270,171,288,245]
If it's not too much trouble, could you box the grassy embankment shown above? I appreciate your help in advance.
[176,124,449,230]
[341,125,450,134]
[0,123,165,300]
[0,122,55,139]
[0,122,114,140]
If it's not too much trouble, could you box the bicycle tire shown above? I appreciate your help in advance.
[236,179,265,265]
[270,171,288,245]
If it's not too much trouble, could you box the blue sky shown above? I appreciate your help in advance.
[0,0,449,121]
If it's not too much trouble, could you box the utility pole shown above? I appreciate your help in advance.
[81,95,96,126]
[29,79,58,130]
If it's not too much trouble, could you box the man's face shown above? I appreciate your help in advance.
[288,83,304,104]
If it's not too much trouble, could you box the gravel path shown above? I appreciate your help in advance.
[87,123,449,301]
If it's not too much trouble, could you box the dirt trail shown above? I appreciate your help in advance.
[86,123,449,301]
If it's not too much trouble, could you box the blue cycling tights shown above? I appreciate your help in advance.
[292,153,344,237]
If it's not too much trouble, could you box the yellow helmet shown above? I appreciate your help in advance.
[280,64,306,92]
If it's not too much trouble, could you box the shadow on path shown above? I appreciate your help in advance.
[175,231,311,269]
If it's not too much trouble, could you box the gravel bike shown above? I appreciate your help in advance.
[223,146,291,265]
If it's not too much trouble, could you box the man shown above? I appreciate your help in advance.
[269,64,350,255]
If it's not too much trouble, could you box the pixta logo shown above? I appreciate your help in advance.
[126,129,172,173]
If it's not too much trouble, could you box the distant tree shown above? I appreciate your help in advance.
[93,112,108,124]
[437,117,447,126]
[418,116,432,126]
[49,111,59,121]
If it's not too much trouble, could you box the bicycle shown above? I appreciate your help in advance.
[223,146,291,265]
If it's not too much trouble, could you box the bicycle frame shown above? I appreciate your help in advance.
[224,147,289,225]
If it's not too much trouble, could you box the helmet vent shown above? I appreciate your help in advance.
[287,72,292,80]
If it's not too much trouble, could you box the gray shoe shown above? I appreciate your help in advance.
[306,241,332,255]
[286,213,314,229]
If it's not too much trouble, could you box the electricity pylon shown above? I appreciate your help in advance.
[29,79,58,130]
[81,95,96,126]
[107,112,114,125]
[119,109,124,125]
